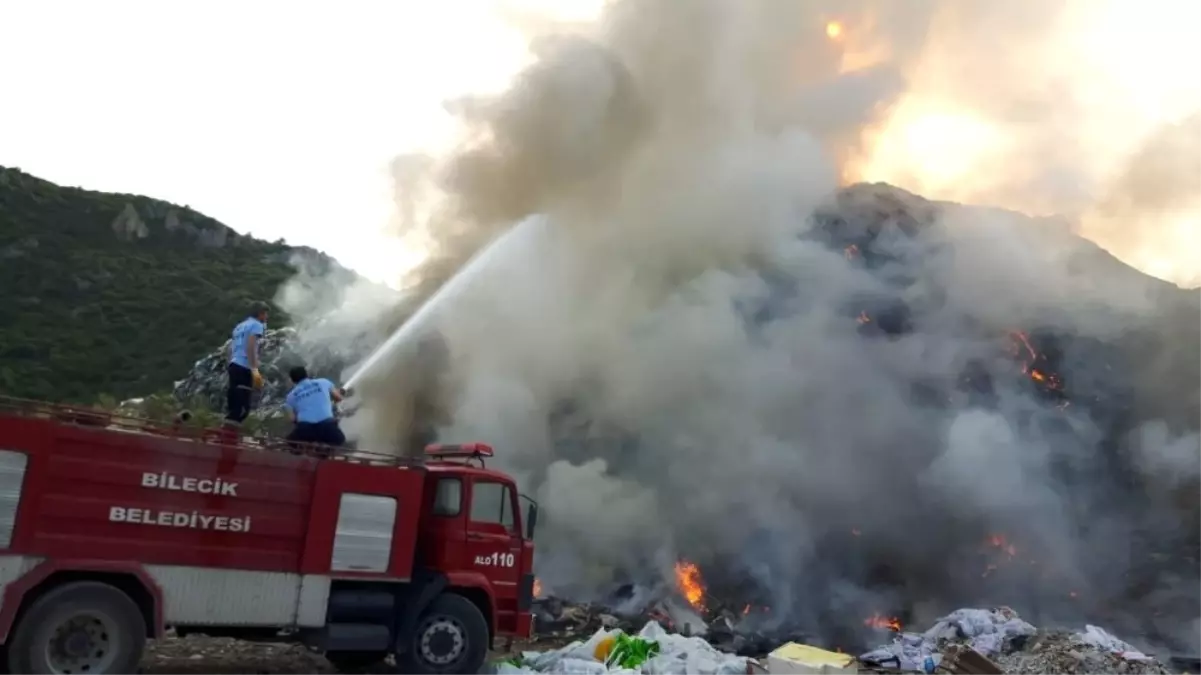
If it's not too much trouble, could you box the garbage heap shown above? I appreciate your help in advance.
[858,607,1174,674]
[504,606,1183,674]
[531,593,808,658]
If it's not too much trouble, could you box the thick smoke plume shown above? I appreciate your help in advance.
[289,0,1199,651]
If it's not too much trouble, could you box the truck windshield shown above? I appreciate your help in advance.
[469,481,515,532]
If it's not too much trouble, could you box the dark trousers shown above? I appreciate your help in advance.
[287,419,346,447]
[225,363,254,424]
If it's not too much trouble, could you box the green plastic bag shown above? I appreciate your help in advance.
[605,633,662,669]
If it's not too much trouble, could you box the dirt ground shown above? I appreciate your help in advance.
[141,636,339,674]
[139,633,567,674]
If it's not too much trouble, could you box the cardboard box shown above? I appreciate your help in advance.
[767,642,859,674]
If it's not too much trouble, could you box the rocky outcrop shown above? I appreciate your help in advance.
[0,235,39,260]
[111,203,149,240]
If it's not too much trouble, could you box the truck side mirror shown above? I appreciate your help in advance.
[526,503,537,540]
[520,496,538,540]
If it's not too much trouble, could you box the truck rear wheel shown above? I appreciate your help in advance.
[397,593,488,674]
[5,581,147,674]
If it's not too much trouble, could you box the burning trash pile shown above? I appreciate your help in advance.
[515,562,1188,674]
[529,561,809,659]
[515,600,1178,674]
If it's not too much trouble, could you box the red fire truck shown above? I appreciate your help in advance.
[0,397,538,674]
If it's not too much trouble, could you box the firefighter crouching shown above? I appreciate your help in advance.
[284,366,347,450]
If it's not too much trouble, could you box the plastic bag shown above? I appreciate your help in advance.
[641,651,748,675]
[1076,625,1152,662]
[494,663,540,674]
[521,646,570,671]
[555,657,610,675]
[606,633,661,669]
[562,628,624,662]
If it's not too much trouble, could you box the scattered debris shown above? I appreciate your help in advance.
[532,596,671,643]
[941,645,1004,674]
[705,610,811,657]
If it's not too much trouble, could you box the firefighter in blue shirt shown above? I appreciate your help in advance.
[284,365,347,448]
[225,301,268,425]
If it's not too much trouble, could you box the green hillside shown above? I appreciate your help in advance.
[0,166,352,403]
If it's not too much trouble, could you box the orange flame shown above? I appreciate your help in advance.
[857,311,871,324]
[674,560,707,613]
[844,243,860,260]
[987,533,1017,557]
[1009,331,1037,361]
[826,21,843,40]
[533,577,543,598]
[982,534,1018,577]
[863,613,902,631]
[1007,331,1066,392]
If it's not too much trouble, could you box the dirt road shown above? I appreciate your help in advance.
[141,636,340,674]
[139,633,563,673]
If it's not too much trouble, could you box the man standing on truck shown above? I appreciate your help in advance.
[284,365,347,448]
[225,301,268,426]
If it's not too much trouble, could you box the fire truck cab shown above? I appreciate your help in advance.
[0,397,538,674]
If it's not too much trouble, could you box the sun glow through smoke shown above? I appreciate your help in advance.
[847,0,1201,287]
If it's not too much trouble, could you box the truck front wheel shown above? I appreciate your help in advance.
[6,581,147,674]
[398,593,488,674]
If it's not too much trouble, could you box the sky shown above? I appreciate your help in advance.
[0,0,602,285]
[2,0,1198,288]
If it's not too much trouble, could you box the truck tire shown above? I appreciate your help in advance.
[325,650,388,672]
[397,593,489,674]
[5,581,147,674]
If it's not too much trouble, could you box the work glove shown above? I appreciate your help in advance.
[251,369,264,389]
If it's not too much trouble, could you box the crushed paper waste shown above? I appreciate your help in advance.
[858,607,1173,674]
[493,621,749,675]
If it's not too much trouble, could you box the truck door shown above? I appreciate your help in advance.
[465,478,521,587]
